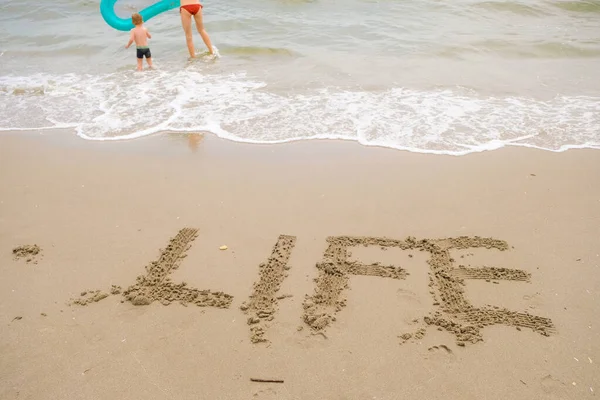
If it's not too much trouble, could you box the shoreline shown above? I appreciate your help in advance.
[4,126,600,156]
[1,130,599,399]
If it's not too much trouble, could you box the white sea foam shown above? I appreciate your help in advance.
[0,70,599,155]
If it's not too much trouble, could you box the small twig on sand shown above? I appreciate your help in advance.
[250,378,284,383]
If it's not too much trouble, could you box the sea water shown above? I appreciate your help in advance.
[1,0,599,154]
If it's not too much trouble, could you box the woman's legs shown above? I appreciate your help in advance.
[193,10,214,54]
[180,8,195,58]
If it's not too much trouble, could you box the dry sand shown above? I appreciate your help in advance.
[0,131,599,399]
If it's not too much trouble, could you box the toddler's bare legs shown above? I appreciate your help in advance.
[146,57,153,69]
[136,58,143,71]
[193,10,214,54]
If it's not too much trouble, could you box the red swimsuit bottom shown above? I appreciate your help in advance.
[180,4,202,15]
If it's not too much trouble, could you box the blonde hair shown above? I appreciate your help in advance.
[131,13,143,26]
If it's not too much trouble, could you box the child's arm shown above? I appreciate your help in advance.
[145,28,152,39]
[125,30,134,48]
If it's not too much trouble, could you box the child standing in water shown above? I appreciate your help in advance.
[125,13,153,71]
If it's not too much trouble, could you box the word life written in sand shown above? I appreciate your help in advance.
[72,228,554,347]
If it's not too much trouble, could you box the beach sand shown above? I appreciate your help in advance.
[0,131,599,399]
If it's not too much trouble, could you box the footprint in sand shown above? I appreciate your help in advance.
[425,344,456,362]
[253,387,279,399]
[523,292,544,310]
[396,288,422,306]
[540,374,569,397]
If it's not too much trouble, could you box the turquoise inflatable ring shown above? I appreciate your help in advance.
[100,0,180,31]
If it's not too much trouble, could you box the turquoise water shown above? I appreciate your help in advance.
[1,0,599,153]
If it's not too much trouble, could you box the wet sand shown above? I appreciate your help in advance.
[0,131,599,399]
